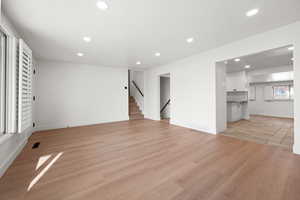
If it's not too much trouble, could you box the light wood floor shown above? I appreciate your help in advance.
[1,119,300,200]
[223,115,294,150]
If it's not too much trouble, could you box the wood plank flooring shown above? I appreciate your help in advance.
[1,119,300,200]
[223,115,294,150]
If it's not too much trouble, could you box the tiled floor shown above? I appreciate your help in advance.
[223,115,294,150]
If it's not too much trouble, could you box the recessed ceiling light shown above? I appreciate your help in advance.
[96,0,109,11]
[83,37,92,42]
[288,46,294,51]
[234,58,241,62]
[186,37,194,43]
[291,58,294,61]
[245,65,251,69]
[155,52,161,57]
[77,53,84,57]
[246,9,259,17]
[136,61,141,65]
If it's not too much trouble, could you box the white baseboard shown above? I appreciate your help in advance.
[36,117,130,132]
[170,120,216,134]
[293,145,300,155]
[0,138,27,178]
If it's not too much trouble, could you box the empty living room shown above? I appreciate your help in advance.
[1,0,300,199]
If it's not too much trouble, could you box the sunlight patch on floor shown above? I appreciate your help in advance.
[35,154,52,170]
[28,152,63,191]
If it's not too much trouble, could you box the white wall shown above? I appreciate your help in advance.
[248,66,294,118]
[0,12,33,177]
[247,65,293,76]
[144,21,300,154]
[160,77,170,118]
[216,63,227,132]
[130,70,144,113]
[145,59,216,133]
[35,60,129,131]
[249,82,294,118]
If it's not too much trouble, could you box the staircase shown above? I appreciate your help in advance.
[129,96,144,120]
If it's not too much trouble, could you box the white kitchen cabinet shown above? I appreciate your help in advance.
[227,102,249,122]
[227,91,249,122]
[249,86,256,100]
[226,71,248,92]
[227,103,242,122]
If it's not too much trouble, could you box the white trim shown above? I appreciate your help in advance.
[0,136,27,178]
[0,25,11,38]
[0,133,11,145]
[35,117,130,132]
[293,144,300,155]
[171,119,217,134]
[0,31,6,134]
[6,36,17,133]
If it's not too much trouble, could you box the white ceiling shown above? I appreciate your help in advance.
[225,45,294,73]
[3,0,300,68]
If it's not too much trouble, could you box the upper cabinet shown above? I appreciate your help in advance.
[226,71,248,92]
[248,71,293,84]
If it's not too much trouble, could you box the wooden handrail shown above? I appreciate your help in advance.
[132,81,144,97]
[160,99,170,113]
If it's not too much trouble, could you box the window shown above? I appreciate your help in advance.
[0,31,7,134]
[0,29,32,135]
[290,85,294,99]
[273,85,293,100]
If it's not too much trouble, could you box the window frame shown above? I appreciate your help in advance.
[272,84,294,101]
[0,30,7,135]
[0,25,18,136]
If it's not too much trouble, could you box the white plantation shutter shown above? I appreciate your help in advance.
[6,37,18,133]
[18,39,32,133]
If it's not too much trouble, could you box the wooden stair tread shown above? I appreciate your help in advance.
[129,96,144,120]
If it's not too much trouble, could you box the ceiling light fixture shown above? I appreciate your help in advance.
[77,53,84,57]
[234,58,241,62]
[291,58,294,61]
[245,65,251,69]
[186,37,194,43]
[83,37,92,42]
[97,0,109,11]
[136,61,141,65]
[288,46,295,51]
[155,52,161,57]
[246,9,259,17]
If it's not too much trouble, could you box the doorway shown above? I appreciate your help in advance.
[216,45,294,151]
[160,73,171,123]
[128,70,144,120]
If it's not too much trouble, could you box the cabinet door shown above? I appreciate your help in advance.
[226,71,247,91]
[264,86,273,101]
[232,104,242,121]
[249,86,256,100]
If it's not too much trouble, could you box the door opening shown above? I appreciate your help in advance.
[160,73,171,123]
[216,45,294,151]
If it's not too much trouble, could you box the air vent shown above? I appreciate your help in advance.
[32,142,40,149]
